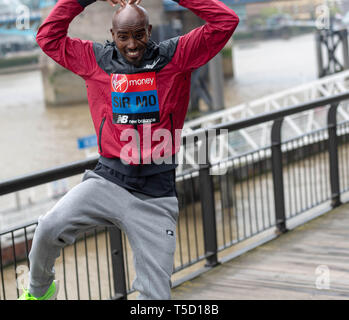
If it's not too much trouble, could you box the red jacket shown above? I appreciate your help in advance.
[36,0,239,165]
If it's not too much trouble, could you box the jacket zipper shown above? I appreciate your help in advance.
[98,117,106,153]
[169,113,174,147]
[134,124,141,165]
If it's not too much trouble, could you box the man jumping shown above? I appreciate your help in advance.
[19,0,239,300]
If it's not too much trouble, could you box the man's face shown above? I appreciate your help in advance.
[111,5,152,66]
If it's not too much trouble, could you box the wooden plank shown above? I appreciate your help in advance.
[172,202,349,300]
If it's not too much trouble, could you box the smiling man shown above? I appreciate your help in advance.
[112,4,152,65]
[19,0,239,300]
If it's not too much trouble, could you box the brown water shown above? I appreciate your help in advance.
[0,70,94,181]
[227,32,318,106]
[0,32,318,181]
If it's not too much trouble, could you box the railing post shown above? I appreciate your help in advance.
[315,31,324,78]
[271,118,288,234]
[327,103,342,208]
[108,226,127,300]
[198,131,220,268]
[341,29,349,71]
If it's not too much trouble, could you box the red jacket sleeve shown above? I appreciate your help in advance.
[171,0,239,72]
[36,0,98,80]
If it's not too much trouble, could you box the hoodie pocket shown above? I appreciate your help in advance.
[98,116,106,153]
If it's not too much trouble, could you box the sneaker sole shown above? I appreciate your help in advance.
[48,280,60,300]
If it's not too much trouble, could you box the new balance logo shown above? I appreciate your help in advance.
[117,115,129,124]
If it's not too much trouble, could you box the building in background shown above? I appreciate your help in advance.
[2,0,345,103]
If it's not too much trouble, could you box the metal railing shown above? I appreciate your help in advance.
[1,91,349,299]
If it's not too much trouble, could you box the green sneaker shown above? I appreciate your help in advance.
[18,280,59,300]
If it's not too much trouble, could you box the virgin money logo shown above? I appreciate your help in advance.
[112,74,128,93]
[111,72,156,93]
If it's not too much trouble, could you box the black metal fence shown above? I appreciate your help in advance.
[1,92,349,299]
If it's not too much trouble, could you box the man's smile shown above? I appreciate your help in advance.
[126,50,142,58]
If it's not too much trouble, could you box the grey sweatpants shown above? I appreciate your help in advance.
[28,170,179,300]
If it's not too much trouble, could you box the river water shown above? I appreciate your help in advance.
[0,32,318,181]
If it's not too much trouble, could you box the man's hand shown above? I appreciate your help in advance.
[99,0,142,7]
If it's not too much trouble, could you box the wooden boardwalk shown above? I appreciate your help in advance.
[171,202,349,300]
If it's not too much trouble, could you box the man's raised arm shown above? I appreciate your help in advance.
[36,0,100,79]
[171,0,239,72]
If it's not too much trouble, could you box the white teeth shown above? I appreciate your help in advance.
[128,52,139,57]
